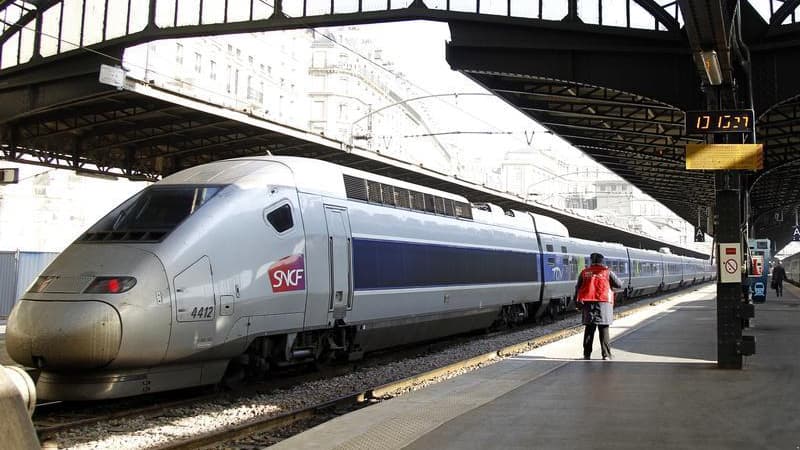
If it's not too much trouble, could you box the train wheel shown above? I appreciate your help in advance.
[221,358,247,389]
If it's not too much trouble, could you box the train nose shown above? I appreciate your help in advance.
[7,300,122,369]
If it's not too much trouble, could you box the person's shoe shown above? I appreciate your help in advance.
[602,354,613,360]
[583,355,591,360]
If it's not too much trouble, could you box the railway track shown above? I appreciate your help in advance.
[34,286,704,449]
[34,361,362,443]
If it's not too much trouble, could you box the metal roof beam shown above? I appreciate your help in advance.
[541,120,690,141]
[492,87,680,110]
[521,106,685,129]
[560,133,684,151]
[770,0,800,27]
[633,0,682,32]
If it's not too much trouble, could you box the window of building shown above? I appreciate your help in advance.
[312,101,325,121]
[226,65,232,93]
[248,55,254,65]
[311,75,326,91]
[194,53,202,73]
[312,51,326,68]
[176,43,183,64]
[209,60,216,80]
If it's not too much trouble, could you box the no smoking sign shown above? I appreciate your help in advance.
[719,243,741,284]
[724,259,738,274]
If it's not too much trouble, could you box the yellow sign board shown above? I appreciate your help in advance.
[685,144,763,170]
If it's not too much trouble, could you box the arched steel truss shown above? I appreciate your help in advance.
[2,0,800,248]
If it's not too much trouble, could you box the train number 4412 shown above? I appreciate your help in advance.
[190,306,214,319]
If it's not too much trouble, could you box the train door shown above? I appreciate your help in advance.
[168,256,216,360]
[539,236,556,300]
[324,206,352,321]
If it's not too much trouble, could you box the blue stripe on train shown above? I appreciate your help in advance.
[352,238,539,290]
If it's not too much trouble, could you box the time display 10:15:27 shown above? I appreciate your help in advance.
[685,110,754,133]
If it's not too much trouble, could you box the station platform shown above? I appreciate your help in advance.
[274,283,800,449]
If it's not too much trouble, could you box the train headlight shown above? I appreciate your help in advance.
[83,276,137,294]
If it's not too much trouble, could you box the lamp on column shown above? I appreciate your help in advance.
[699,50,723,86]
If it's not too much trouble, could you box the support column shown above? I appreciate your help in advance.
[715,171,743,369]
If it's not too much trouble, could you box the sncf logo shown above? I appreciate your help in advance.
[269,254,306,293]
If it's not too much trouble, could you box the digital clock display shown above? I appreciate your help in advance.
[685,110,754,134]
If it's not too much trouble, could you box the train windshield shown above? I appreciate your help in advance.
[84,185,224,241]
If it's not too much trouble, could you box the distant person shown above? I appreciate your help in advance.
[772,260,787,298]
[575,252,623,360]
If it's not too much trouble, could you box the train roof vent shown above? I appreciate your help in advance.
[342,175,472,220]
[658,247,672,254]
[343,174,368,201]
[471,203,491,212]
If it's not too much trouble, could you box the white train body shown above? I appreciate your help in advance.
[7,157,712,400]
[784,252,800,285]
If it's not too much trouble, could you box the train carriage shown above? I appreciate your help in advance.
[784,252,800,285]
[661,252,685,290]
[6,156,712,400]
[627,248,665,296]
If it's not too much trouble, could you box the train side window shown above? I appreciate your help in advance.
[546,244,554,252]
[562,257,569,265]
[267,204,293,233]
[561,246,567,253]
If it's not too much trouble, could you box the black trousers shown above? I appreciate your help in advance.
[583,324,611,358]
[775,282,783,297]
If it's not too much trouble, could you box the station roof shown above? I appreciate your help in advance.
[442,8,800,252]
[3,0,796,253]
[2,78,708,259]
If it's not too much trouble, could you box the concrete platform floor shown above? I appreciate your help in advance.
[274,283,800,449]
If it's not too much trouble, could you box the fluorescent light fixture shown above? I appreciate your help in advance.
[700,50,723,86]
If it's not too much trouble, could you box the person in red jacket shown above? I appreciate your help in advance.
[574,253,623,360]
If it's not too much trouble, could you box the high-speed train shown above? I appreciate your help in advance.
[6,157,714,400]
[784,251,800,285]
